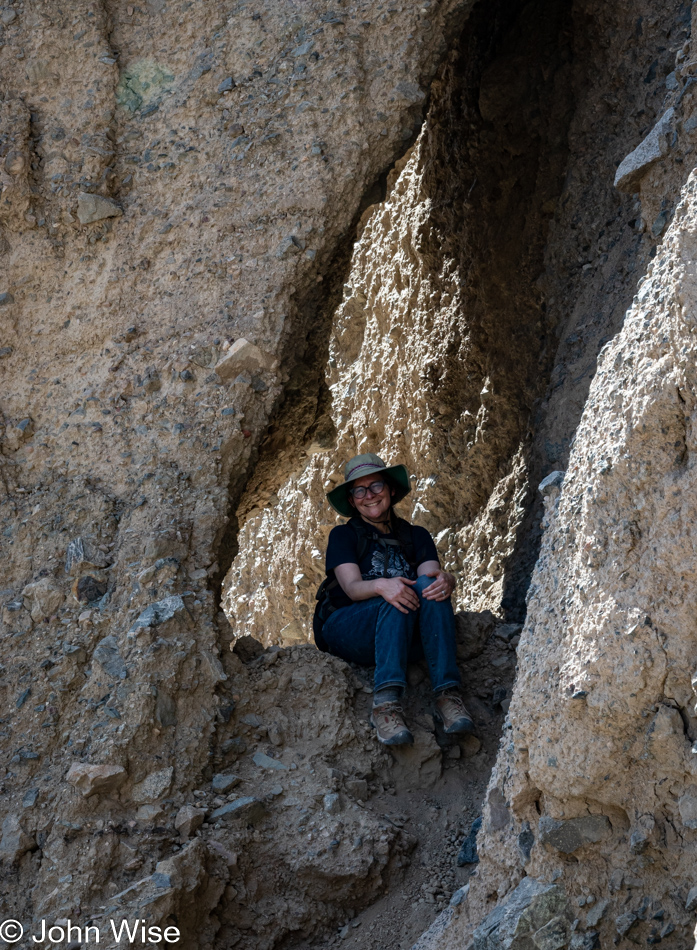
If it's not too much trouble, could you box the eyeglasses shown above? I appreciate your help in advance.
[350,480,386,500]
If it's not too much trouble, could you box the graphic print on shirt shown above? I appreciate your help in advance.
[362,544,416,581]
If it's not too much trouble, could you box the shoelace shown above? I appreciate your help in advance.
[438,695,467,716]
[374,701,406,719]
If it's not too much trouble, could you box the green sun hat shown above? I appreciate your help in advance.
[326,452,411,518]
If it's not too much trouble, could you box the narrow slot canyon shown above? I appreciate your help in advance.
[0,0,696,949]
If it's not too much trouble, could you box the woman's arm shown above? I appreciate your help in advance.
[334,562,419,614]
[417,559,456,600]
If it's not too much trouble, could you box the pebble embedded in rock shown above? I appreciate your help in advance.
[77,192,123,225]
[211,773,240,793]
[66,763,127,798]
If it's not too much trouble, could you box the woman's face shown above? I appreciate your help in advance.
[348,473,394,522]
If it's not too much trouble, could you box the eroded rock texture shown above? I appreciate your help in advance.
[226,0,697,948]
[0,0,475,943]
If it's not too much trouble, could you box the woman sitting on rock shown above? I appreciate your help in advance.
[316,453,474,746]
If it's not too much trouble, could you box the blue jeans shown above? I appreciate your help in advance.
[321,574,461,693]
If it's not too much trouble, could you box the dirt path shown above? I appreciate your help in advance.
[290,631,516,950]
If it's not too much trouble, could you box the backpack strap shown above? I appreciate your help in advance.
[391,515,417,567]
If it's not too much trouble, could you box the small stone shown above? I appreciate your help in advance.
[15,688,30,709]
[323,792,341,814]
[221,737,247,759]
[685,886,697,912]
[65,537,108,575]
[93,635,128,679]
[614,108,674,192]
[0,346,13,358]
[457,817,482,865]
[218,76,235,93]
[454,610,496,661]
[209,797,266,824]
[77,192,123,225]
[136,804,165,822]
[517,820,535,865]
[0,815,36,863]
[129,595,190,634]
[66,763,127,797]
[174,804,204,837]
[450,884,469,907]
[22,788,39,808]
[678,786,697,828]
[461,733,482,757]
[538,470,565,496]
[215,338,271,379]
[344,778,368,800]
[586,899,609,927]
[22,578,64,622]
[211,773,240,793]
[407,664,426,687]
[615,911,639,937]
[131,767,174,804]
[538,814,612,853]
[0,292,14,306]
[276,235,305,259]
[252,752,287,771]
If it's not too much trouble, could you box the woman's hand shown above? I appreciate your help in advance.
[420,568,456,601]
[376,576,420,614]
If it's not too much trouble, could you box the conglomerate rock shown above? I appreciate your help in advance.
[0,0,474,942]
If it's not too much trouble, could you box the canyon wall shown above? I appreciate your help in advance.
[0,0,477,944]
[3,0,697,947]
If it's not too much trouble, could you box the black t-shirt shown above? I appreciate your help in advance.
[325,520,439,609]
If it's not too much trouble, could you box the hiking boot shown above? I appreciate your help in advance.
[434,691,475,735]
[370,702,414,746]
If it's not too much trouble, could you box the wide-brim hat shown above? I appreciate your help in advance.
[326,453,411,518]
